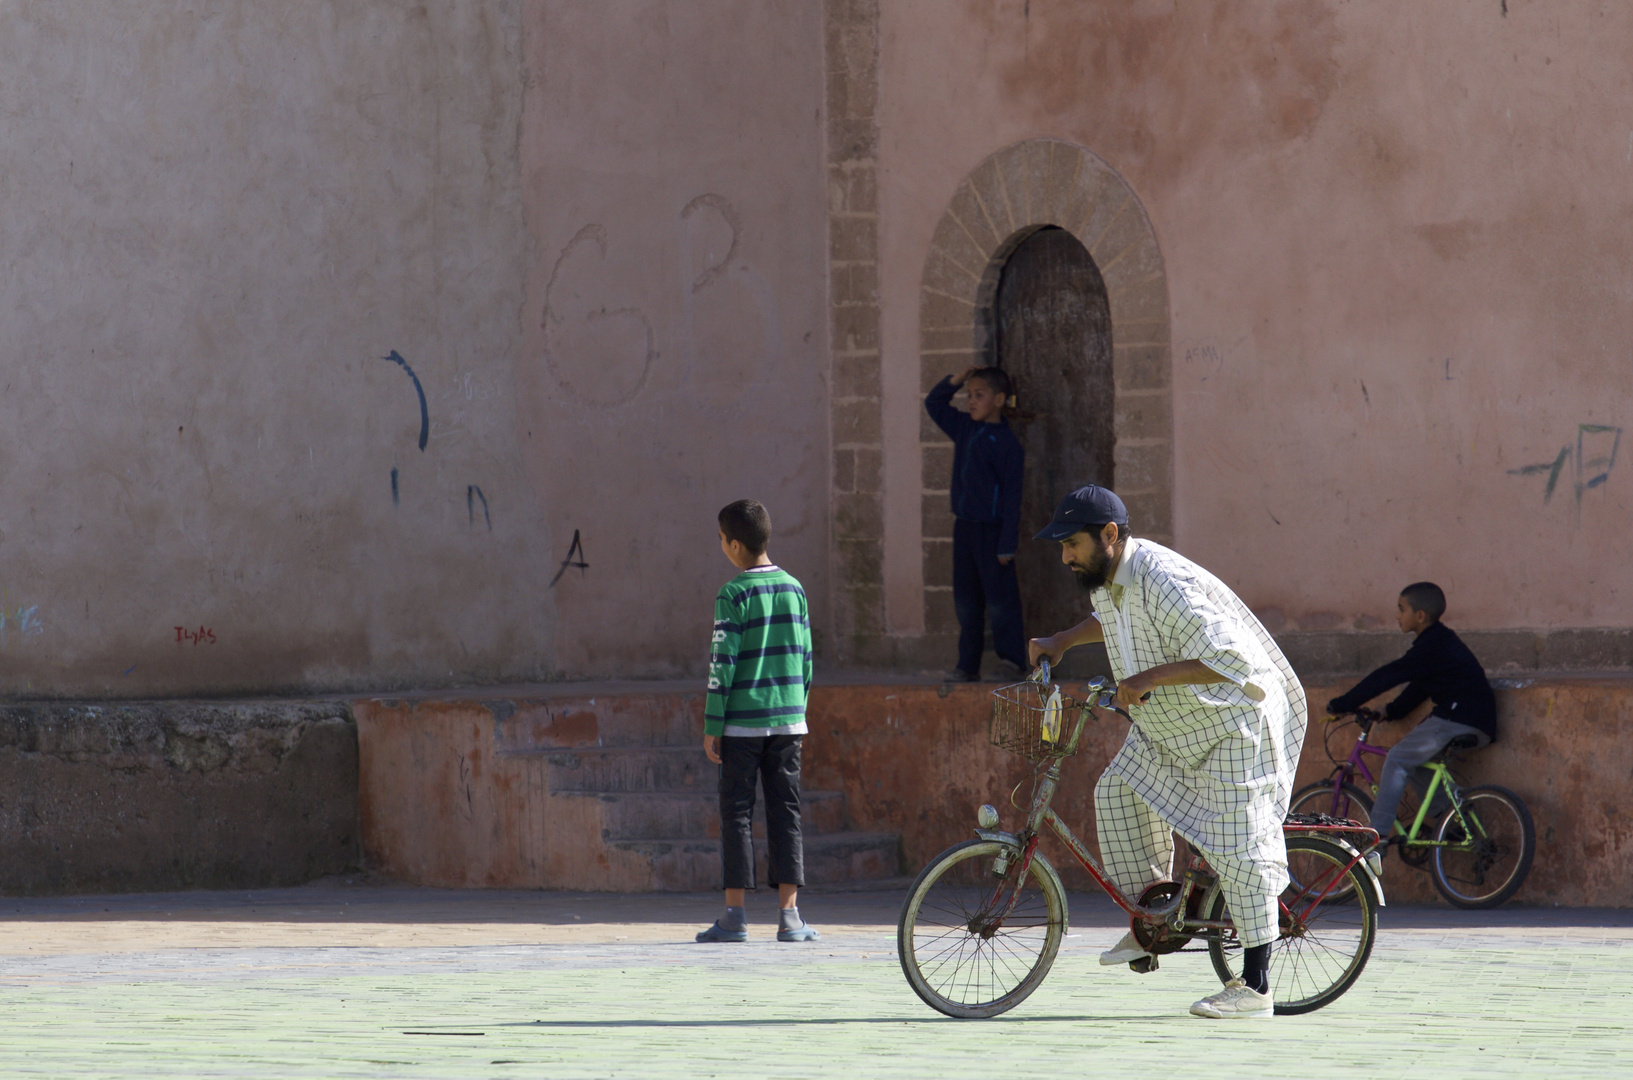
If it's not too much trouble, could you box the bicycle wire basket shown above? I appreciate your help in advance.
[990,679,1088,761]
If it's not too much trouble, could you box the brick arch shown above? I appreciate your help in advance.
[918,139,1172,637]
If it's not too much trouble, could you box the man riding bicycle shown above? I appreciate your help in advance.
[1028,485,1307,1020]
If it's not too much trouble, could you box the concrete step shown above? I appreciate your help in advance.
[609,831,902,892]
[544,746,711,794]
[568,789,849,841]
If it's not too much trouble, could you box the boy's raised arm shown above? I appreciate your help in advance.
[924,375,969,440]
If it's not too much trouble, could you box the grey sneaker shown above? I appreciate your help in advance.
[1098,929,1152,966]
[695,920,748,943]
[943,668,980,683]
[777,921,821,942]
[1189,978,1274,1019]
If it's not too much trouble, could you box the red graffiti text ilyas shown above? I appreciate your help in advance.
[175,626,217,645]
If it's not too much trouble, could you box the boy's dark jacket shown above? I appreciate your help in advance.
[1326,622,1497,740]
[924,376,1024,556]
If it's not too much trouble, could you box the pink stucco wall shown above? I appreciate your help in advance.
[517,3,833,678]
[878,0,1632,637]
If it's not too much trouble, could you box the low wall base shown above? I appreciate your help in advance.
[807,676,1632,906]
[0,701,358,895]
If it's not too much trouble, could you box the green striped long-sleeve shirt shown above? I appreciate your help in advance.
[705,565,812,737]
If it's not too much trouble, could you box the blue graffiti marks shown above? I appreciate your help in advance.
[391,467,400,506]
[467,485,491,531]
[1509,423,1622,506]
[0,604,44,649]
[381,350,429,451]
[549,529,589,587]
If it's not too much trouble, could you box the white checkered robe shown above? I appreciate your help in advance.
[1090,539,1307,948]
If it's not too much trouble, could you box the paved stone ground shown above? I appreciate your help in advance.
[0,880,1628,1078]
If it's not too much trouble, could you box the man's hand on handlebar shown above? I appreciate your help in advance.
[1027,635,1062,670]
[1113,670,1156,711]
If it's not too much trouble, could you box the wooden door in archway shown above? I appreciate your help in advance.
[995,226,1115,661]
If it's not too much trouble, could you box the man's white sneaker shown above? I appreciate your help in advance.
[1098,930,1152,966]
[1189,978,1274,1019]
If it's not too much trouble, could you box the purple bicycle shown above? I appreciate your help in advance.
[1290,708,1535,908]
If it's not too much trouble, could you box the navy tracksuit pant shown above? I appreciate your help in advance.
[953,518,1026,675]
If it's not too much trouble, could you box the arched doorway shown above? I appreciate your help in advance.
[917,139,1172,667]
[993,226,1114,657]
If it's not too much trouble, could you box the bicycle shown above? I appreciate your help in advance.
[1288,708,1535,909]
[897,663,1383,1018]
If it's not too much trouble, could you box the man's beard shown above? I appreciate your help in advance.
[1070,540,1113,591]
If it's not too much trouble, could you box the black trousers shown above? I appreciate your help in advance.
[953,518,1026,674]
[718,733,805,891]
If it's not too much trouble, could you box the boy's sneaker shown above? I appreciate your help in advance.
[1098,929,1152,966]
[944,669,980,683]
[777,921,821,942]
[1189,978,1274,1019]
[695,920,748,943]
[777,907,820,942]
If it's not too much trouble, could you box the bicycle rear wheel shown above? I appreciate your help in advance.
[1207,835,1378,1015]
[897,839,1066,1018]
[1288,780,1374,824]
[1430,785,1535,908]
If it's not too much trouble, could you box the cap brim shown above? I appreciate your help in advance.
[1034,521,1089,542]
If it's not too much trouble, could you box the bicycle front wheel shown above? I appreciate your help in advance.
[1207,835,1378,1015]
[1430,785,1535,908]
[897,839,1067,1018]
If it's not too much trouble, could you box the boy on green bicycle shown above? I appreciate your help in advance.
[1325,582,1496,845]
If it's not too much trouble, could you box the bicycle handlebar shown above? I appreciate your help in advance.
[1027,662,1134,720]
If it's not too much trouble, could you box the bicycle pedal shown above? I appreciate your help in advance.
[1128,955,1159,974]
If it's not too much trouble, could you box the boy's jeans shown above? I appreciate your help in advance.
[718,733,805,890]
[952,518,1026,675]
[1370,715,1490,835]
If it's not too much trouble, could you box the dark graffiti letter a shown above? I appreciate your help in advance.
[550,530,590,587]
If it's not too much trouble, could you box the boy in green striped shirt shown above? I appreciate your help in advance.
[696,499,820,943]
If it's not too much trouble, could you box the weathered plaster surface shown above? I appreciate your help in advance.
[0,4,545,695]
[0,3,831,695]
[516,3,831,678]
[878,0,1633,639]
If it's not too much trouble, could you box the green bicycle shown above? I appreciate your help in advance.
[1289,708,1535,908]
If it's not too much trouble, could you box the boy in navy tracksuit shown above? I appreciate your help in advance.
[924,366,1025,681]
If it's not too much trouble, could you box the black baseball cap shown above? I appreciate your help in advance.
[1034,485,1128,541]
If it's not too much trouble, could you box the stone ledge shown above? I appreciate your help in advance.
[1277,628,1633,680]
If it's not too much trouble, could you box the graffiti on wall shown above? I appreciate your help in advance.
[381,350,429,451]
[1508,423,1622,507]
[550,530,589,587]
[541,226,657,409]
[467,485,492,531]
[0,604,44,649]
[381,349,429,504]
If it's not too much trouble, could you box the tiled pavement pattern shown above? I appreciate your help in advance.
[0,883,1627,1078]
